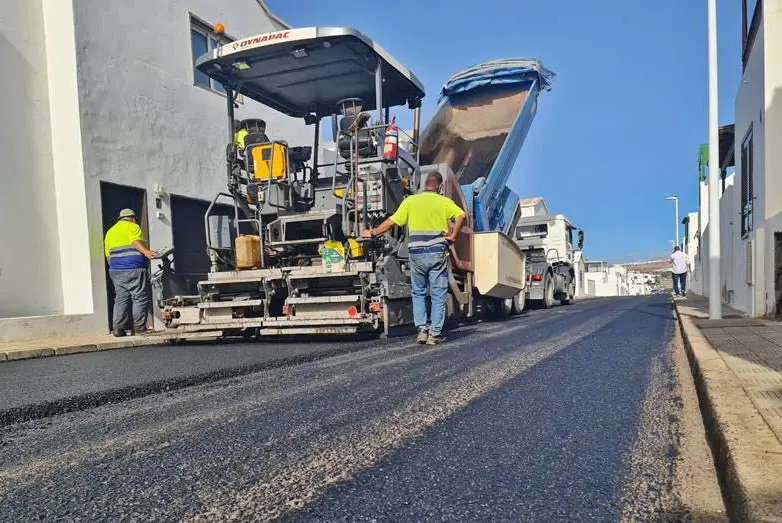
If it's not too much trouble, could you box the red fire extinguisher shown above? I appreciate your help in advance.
[382,117,398,162]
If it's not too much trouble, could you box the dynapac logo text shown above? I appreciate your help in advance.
[236,31,291,48]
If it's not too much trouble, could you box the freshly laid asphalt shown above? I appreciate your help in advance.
[0,296,703,521]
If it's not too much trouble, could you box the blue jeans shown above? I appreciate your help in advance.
[672,272,687,295]
[110,268,151,332]
[410,250,449,337]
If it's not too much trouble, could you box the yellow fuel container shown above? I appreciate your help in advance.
[347,238,364,258]
[251,143,288,180]
[235,235,262,269]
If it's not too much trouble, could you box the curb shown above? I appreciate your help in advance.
[674,303,782,522]
[1,339,147,362]
[0,334,215,363]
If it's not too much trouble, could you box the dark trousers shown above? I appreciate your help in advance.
[672,272,687,296]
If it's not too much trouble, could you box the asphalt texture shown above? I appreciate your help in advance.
[0,296,706,521]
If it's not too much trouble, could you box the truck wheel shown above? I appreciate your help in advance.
[496,297,512,318]
[561,283,576,305]
[543,274,555,309]
[507,292,525,315]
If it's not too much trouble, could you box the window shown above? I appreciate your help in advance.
[740,127,754,237]
[190,17,231,94]
[586,262,605,273]
[515,223,548,240]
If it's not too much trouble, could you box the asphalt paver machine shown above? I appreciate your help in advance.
[161,27,551,338]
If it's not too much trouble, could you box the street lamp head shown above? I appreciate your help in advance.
[665,196,678,201]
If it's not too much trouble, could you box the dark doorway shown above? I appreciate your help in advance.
[775,232,782,316]
[170,195,235,295]
[100,181,149,331]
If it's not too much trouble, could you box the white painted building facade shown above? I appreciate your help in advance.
[682,211,703,295]
[584,261,629,297]
[516,197,549,218]
[694,0,782,317]
[0,0,310,342]
[627,271,654,296]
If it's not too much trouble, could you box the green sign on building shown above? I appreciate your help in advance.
[698,143,708,182]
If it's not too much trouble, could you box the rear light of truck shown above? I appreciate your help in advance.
[528,274,543,282]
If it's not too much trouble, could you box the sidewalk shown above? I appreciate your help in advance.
[0,330,214,362]
[675,294,782,521]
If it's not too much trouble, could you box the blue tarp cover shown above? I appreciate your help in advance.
[439,59,555,103]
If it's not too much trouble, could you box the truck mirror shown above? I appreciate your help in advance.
[577,230,584,249]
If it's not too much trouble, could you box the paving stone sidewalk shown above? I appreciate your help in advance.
[676,294,782,521]
[677,294,782,445]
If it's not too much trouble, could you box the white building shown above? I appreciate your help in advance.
[584,261,629,297]
[516,197,549,218]
[0,1,310,342]
[627,271,654,296]
[694,0,782,317]
[682,211,702,295]
[574,251,587,298]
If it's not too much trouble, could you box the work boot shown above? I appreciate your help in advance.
[112,329,127,338]
[426,335,445,345]
[416,328,429,344]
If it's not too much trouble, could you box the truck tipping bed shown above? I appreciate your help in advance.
[418,59,554,233]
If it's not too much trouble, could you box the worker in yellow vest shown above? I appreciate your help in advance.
[363,171,466,345]
[234,119,249,150]
[104,209,157,337]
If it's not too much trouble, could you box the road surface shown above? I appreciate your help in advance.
[0,296,726,521]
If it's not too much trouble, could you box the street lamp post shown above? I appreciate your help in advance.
[666,196,680,248]
[707,0,722,320]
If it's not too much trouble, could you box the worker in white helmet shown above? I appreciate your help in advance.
[103,209,157,336]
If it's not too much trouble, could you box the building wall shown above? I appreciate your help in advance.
[733,16,765,316]
[762,0,782,314]
[627,271,653,296]
[517,200,548,218]
[720,177,740,307]
[574,251,586,297]
[72,0,308,329]
[584,263,629,297]
[0,0,310,341]
[702,2,782,316]
[0,0,64,318]
[683,211,701,294]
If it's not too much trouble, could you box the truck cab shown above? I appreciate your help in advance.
[512,213,584,308]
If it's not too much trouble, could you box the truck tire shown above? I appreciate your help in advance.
[507,291,525,315]
[560,282,576,305]
[543,273,555,309]
[496,297,512,318]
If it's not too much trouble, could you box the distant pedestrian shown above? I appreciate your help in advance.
[104,209,157,336]
[670,246,689,297]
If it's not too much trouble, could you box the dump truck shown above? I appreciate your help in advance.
[509,211,584,308]
[159,26,553,338]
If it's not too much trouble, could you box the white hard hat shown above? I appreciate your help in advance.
[119,208,136,218]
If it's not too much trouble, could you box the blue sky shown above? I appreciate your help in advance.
[267,0,742,262]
